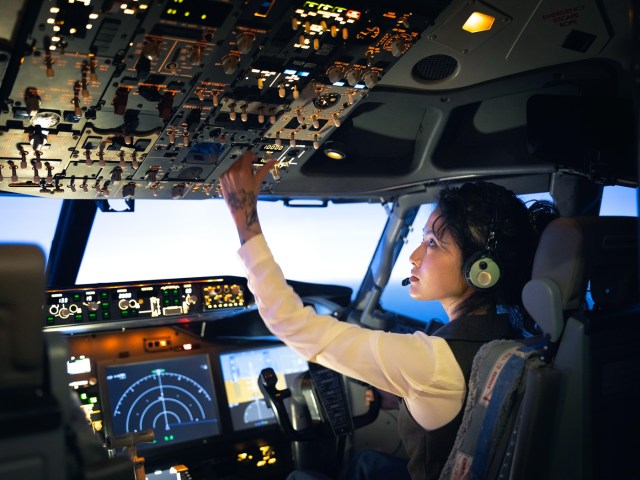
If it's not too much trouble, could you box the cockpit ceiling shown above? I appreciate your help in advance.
[0,0,635,201]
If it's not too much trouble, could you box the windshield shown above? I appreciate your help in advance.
[1,185,635,306]
[75,200,388,294]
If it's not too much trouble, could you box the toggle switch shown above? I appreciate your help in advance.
[122,182,135,199]
[190,44,202,65]
[8,161,18,182]
[24,88,41,116]
[29,126,47,153]
[172,184,185,199]
[112,87,129,115]
[158,92,174,121]
[362,71,380,89]
[326,65,344,83]
[45,53,55,77]
[345,69,361,87]
[222,54,240,75]
[44,162,53,183]
[237,33,255,55]
[89,56,98,82]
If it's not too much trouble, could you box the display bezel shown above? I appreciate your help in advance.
[97,351,223,453]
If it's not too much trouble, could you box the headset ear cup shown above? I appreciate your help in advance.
[464,252,501,289]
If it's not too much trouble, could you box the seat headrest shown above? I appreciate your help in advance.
[531,216,639,310]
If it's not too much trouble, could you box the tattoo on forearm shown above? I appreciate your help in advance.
[226,189,256,213]
[225,189,261,243]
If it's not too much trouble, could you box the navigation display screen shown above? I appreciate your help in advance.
[219,344,308,432]
[100,353,221,451]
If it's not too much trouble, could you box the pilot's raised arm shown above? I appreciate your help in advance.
[218,151,558,479]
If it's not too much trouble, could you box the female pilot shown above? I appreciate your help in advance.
[219,151,558,479]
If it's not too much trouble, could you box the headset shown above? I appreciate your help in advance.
[463,212,501,290]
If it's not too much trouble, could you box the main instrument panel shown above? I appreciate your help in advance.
[0,0,430,200]
[45,275,250,331]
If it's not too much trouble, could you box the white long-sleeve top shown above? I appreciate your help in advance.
[238,234,466,431]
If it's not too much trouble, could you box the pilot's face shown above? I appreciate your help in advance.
[408,209,472,316]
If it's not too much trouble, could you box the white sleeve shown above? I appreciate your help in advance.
[238,234,466,430]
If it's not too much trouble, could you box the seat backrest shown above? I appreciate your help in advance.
[0,244,132,480]
[519,216,639,480]
[440,216,639,480]
[0,244,71,479]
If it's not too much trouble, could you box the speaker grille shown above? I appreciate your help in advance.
[412,54,458,81]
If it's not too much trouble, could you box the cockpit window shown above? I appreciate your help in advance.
[76,200,388,293]
[0,197,63,261]
[600,185,637,216]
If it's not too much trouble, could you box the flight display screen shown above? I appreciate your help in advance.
[219,344,308,432]
[100,353,221,451]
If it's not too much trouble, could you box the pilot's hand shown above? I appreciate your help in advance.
[219,151,277,245]
[366,387,400,410]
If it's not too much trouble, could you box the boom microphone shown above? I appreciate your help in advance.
[402,277,411,286]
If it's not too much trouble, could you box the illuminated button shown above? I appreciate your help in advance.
[102,311,110,319]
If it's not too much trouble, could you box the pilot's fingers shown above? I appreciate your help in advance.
[254,159,278,184]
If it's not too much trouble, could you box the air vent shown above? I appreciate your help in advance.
[412,54,458,81]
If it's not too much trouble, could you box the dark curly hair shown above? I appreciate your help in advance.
[433,182,559,335]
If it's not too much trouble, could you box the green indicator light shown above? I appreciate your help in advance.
[101,292,108,299]
[47,316,55,325]
[122,310,129,316]
[101,302,109,309]
[164,299,170,305]
[73,293,81,300]
[80,393,87,400]
[173,298,180,305]
[163,290,169,296]
[88,312,97,319]
[173,289,178,294]
[152,368,166,375]
[90,397,98,404]
[103,312,110,319]
[170,435,174,440]
[75,314,83,320]
[164,436,168,441]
